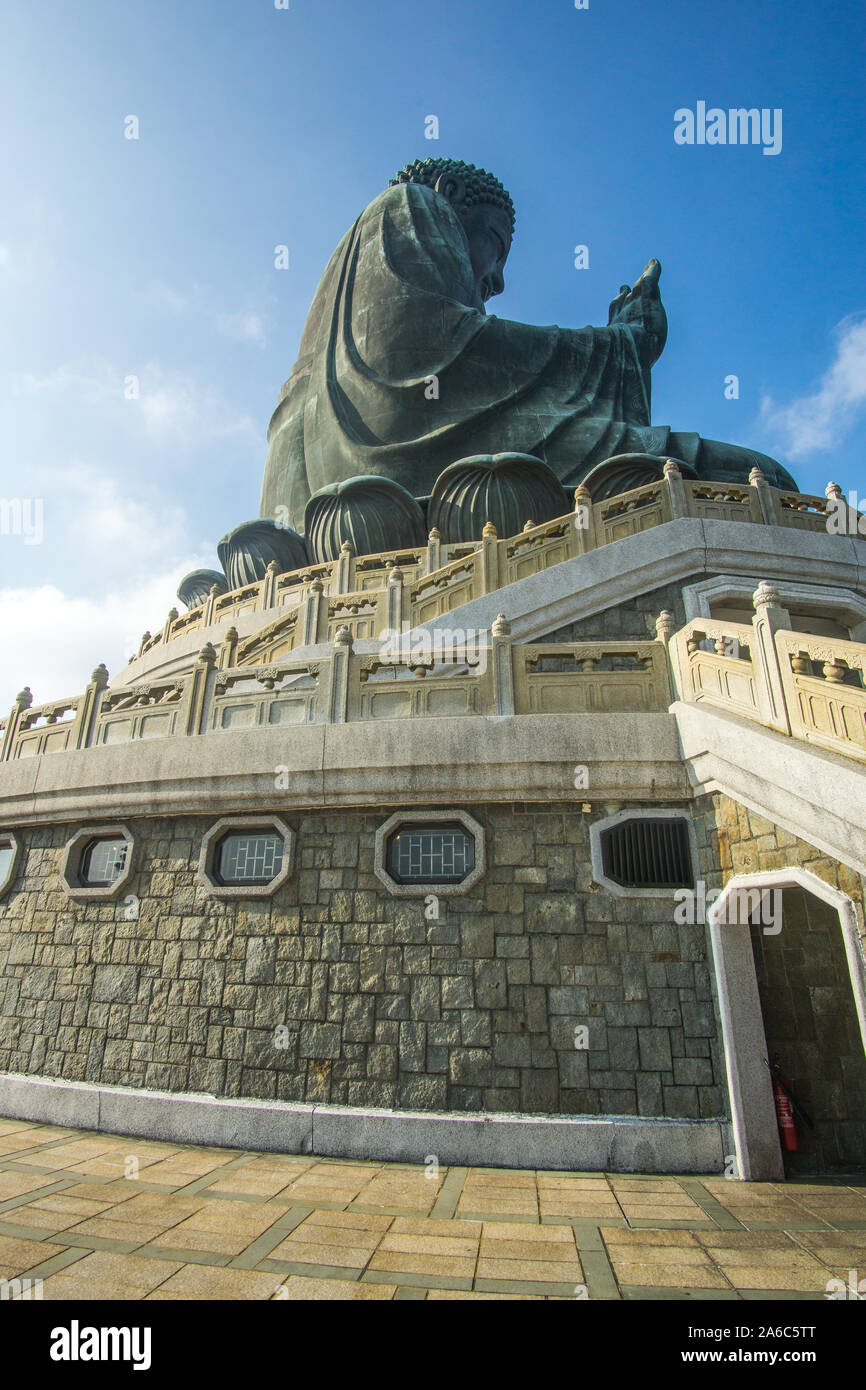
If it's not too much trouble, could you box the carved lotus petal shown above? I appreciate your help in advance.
[176,569,228,610]
[427,453,569,544]
[218,519,308,589]
[304,476,427,564]
[580,453,697,502]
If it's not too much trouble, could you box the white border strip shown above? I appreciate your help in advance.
[0,1072,727,1174]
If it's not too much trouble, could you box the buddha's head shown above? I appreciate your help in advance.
[390,158,515,312]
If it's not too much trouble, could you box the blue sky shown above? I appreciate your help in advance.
[1,0,864,707]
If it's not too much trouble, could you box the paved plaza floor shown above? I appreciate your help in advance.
[1,1115,864,1301]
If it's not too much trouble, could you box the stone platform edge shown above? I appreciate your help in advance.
[0,1072,729,1174]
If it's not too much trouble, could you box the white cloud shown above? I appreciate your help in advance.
[8,356,263,451]
[146,280,190,315]
[0,556,212,711]
[50,467,190,568]
[760,314,866,459]
[141,280,268,345]
[0,239,56,285]
[215,310,266,343]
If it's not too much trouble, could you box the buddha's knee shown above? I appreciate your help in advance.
[694,437,798,492]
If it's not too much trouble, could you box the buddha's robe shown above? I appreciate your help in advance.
[261,183,792,527]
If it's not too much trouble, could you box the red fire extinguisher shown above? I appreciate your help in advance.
[771,1068,798,1152]
[772,1067,800,1145]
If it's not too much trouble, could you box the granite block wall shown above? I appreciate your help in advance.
[0,802,726,1119]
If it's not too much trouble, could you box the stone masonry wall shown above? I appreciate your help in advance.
[0,803,726,1120]
[537,580,696,643]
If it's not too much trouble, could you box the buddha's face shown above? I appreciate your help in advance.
[457,202,512,310]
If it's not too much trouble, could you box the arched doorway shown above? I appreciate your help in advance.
[709,868,866,1180]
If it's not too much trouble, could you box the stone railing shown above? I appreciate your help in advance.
[777,629,866,761]
[123,472,862,667]
[514,641,672,716]
[93,677,187,746]
[0,622,675,759]
[6,591,866,765]
[669,583,866,765]
[0,666,109,760]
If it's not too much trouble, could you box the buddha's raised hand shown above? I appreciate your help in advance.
[607,258,668,363]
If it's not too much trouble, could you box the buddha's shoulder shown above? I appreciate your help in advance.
[363,181,438,219]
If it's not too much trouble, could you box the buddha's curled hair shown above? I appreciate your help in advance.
[390,157,515,234]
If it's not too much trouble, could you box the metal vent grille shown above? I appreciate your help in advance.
[600,817,693,889]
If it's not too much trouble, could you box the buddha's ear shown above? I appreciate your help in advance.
[434,172,467,206]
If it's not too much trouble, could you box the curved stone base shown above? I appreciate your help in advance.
[0,1072,728,1174]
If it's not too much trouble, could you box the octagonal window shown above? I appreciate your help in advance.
[198,817,294,899]
[374,810,485,898]
[589,809,697,899]
[80,836,130,888]
[0,840,14,883]
[215,830,284,887]
[386,824,475,885]
[0,833,21,899]
[60,824,135,901]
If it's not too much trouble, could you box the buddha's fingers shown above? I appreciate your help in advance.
[636,258,662,291]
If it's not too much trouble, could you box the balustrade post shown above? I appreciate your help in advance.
[386,565,404,633]
[327,625,353,723]
[334,541,354,595]
[302,577,324,646]
[654,610,679,701]
[220,626,238,669]
[426,527,442,575]
[749,466,781,526]
[573,485,596,555]
[481,521,499,593]
[491,613,515,717]
[183,643,217,736]
[751,581,792,734]
[261,560,279,610]
[203,583,220,627]
[1,687,32,762]
[663,459,694,520]
[162,608,178,644]
[73,664,109,750]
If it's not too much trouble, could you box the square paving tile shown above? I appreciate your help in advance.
[367,1250,476,1279]
[145,1265,284,1299]
[0,1235,67,1275]
[616,1264,732,1289]
[0,1171,61,1199]
[41,1251,183,1299]
[272,1276,396,1299]
[268,1239,375,1269]
[303,1209,393,1234]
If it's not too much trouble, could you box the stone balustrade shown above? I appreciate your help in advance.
[670,586,866,765]
[0,666,109,760]
[5,594,866,765]
[0,626,674,757]
[123,474,862,666]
